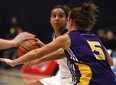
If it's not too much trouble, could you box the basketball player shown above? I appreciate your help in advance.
[1,2,116,85]
[0,32,35,50]
[26,5,73,85]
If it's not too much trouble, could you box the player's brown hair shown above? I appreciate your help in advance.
[70,2,98,30]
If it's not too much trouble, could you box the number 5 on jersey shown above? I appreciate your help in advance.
[87,40,105,60]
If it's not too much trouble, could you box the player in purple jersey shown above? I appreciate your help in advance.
[0,2,115,85]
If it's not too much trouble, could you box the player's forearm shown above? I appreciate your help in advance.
[39,49,66,63]
[13,48,65,66]
[12,45,54,65]
[13,49,43,65]
[0,39,15,50]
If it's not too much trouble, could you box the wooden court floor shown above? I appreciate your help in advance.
[0,69,49,85]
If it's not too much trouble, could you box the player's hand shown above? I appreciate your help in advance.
[12,32,35,47]
[29,38,45,48]
[36,38,45,47]
[0,58,15,67]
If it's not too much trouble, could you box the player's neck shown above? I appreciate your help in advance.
[55,31,61,37]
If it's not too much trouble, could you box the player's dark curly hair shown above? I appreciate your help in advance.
[70,2,98,30]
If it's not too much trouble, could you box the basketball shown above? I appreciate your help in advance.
[18,39,40,57]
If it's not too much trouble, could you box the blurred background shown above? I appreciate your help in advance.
[0,0,116,85]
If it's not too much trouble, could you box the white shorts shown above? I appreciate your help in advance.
[40,75,73,85]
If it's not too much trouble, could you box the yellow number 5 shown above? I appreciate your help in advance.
[87,40,105,60]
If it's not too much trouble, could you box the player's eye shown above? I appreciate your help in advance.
[59,15,63,18]
[51,14,56,18]
[59,14,66,18]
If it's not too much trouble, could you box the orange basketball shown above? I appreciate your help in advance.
[18,39,40,57]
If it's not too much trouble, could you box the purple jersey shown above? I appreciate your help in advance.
[64,30,116,85]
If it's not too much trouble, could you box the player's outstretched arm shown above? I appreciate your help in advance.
[0,35,70,67]
[24,48,66,67]
[0,32,35,50]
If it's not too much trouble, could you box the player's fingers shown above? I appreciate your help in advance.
[27,62,34,66]
[23,65,30,69]
[33,42,41,48]
[35,40,44,47]
[22,37,36,41]
[0,58,10,62]
[23,32,35,37]
[0,58,14,67]
[20,32,35,37]
[35,38,41,42]
[30,38,39,41]
[19,33,35,40]
[24,62,31,68]
[17,32,35,40]
[0,58,4,62]
[25,62,36,67]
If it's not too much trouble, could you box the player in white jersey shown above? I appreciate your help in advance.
[24,5,73,85]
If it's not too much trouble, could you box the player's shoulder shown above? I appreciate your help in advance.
[57,34,69,41]
[54,34,69,46]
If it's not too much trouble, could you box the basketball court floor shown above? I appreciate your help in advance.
[0,68,49,85]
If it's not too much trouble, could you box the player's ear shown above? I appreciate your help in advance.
[70,19,73,26]
[67,19,73,32]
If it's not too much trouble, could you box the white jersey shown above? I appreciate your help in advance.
[40,32,73,85]
[56,58,72,78]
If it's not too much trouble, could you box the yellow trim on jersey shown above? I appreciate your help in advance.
[75,63,92,85]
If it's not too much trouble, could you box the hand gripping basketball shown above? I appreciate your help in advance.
[18,39,40,57]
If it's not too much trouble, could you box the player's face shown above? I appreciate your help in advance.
[50,8,67,31]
